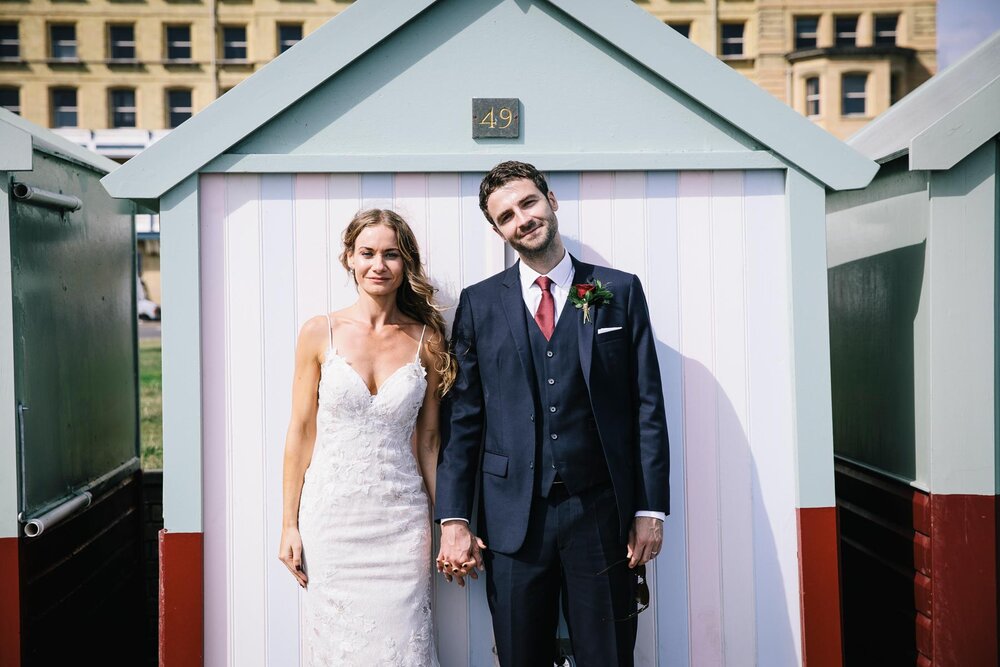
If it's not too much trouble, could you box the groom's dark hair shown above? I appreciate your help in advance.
[479,161,550,226]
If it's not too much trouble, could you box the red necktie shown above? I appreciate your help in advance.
[534,276,555,340]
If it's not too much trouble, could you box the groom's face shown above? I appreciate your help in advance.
[486,178,560,256]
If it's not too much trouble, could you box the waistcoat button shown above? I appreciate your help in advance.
[551,434,558,440]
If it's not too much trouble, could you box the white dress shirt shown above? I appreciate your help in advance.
[444,252,665,525]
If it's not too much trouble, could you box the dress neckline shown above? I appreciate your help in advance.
[324,347,424,399]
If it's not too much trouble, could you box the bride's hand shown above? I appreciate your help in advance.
[278,526,308,588]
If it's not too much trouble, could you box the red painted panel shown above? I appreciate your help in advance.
[913,491,931,535]
[916,612,933,660]
[930,493,998,666]
[0,537,20,667]
[914,532,932,575]
[159,530,203,667]
[914,572,932,617]
[797,506,844,667]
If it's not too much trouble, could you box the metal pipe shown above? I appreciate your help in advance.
[23,492,92,537]
[20,457,139,537]
[11,182,82,211]
[16,403,27,523]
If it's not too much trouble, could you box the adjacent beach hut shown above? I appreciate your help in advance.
[102,0,877,664]
[827,32,1000,666]
[0,108,145,664]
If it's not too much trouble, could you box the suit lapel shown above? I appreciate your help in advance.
[571,257,597,391]
[500,262,538,398]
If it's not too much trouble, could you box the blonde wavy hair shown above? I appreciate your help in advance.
[339,209,456,396]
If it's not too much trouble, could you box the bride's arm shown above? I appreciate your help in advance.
[413,333,444,505]
[278,316,326,587]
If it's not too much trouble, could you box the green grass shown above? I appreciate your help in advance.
[139,338,163,470]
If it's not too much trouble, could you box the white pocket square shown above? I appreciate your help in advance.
[597,326,622,335]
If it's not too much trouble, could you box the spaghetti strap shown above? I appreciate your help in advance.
[414,325,427,363]
[325,313,334,352]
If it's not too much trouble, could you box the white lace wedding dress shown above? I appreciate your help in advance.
[297,318,439,666]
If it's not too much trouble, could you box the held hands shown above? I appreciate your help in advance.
[436,521,486,587]
[278,526,308,588]
[627,516,664,568]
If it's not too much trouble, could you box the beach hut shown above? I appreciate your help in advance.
[826,31,1000,666]
[0,108,145,664]
[101,0,877,664]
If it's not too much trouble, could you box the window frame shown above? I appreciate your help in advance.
[50,87,78,127]
[874,15,899,46]
[841,73,868,117]
[277,23,302,54]
[805,76,820,118]
[667,22,690,39]
[108,23,137,62]
[720,22,746,59]
[0,86,20,115]
[165,24,193,62]
[835,15,859,48]
[220,25,248,62]
[49,23,78,62]
[166,88,193,128]
[109,87,137,128]
[0,22,20,62]
[793,16,818,50]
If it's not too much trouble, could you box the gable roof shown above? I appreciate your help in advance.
[102,0,876,200]
[0,107,119,174]
[849,29,1000,169]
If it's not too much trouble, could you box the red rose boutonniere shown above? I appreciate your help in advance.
[569,279,613,324]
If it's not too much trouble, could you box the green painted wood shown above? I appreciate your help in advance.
[203,151,785,173]
[827,158,931,484]
[911,75,1000,171]
[0,122,31,171]
[159,176,203,532]
[0,176,17,538]
[786,169,837,509]
[9,151,137,516]
[103,0,875,201]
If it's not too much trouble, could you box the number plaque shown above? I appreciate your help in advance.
[472,98,519,139]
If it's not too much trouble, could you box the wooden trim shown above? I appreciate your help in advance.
[0,537,20,667]
[201,151,786,174]
[159,530,203,667]
[797,506,844,667]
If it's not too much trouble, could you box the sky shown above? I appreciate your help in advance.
[938,0,1000,69]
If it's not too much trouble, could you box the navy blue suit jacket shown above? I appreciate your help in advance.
[435,256,670,554]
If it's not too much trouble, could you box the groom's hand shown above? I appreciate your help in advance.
[437,521,486,587]
[627,516,664,568]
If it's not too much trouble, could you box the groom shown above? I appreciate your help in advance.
[436,161,670,666]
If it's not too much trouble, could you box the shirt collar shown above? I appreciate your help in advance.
[519,251,574,292]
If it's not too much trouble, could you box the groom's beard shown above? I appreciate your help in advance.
[509,216,559,261]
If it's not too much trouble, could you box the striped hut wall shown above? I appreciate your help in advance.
[199,170,806,666]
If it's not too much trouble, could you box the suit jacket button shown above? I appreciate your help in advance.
[529,461,534,469]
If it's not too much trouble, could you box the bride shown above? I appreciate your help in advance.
[277,209,455,665]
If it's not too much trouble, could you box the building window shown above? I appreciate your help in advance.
[49,24,77,61]
[222,26,247,61]
[835,16,858,47]
[51,87,77,127]
[166,89,192,128]
[667,22,690,39]
[794,17,818,49]
[805,77,820,118]
[166,25,192,61]
[0,23,19,61]
[720,23,745,58]
[875,15,898,46]
[0,87,19,115]
[890,72,903,105]
[110,88,137,127]
[108,24,136,61]
[842,74,867,116]
[277,24,302,54]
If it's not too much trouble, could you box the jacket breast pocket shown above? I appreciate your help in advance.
[482,451,509,478]
[596,328,627,345]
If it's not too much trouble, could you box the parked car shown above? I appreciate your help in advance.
[137,276,161,321]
